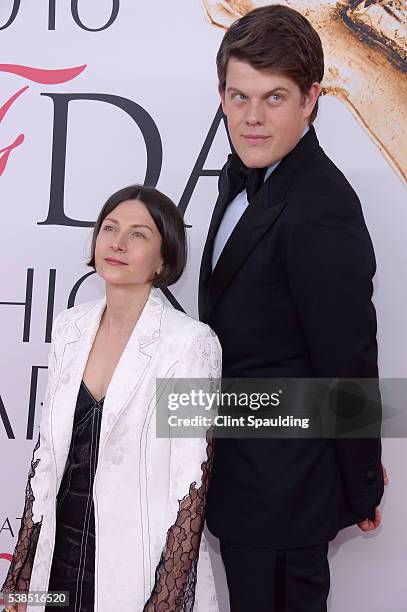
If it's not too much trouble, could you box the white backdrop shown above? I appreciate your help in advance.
[0,1,406,610]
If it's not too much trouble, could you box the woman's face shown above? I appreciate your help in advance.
[95,199,163,288]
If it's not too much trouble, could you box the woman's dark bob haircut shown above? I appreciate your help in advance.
[87,185,187,288]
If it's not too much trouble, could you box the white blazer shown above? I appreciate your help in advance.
[5,288,222,611]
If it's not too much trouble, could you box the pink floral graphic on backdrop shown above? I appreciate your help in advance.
[0,64,86,176]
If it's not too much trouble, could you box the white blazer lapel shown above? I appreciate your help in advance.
[98,288,165,453]
[51,299,106,485]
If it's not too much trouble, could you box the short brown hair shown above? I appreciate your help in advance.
[88,185,187,288]
[217,4,324,123]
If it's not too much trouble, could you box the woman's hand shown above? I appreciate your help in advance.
[3,605,26,612]
[2,597,28,611]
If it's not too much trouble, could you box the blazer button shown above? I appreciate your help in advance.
[366,470,375,483]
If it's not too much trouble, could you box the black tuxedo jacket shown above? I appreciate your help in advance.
[198,126,384,548]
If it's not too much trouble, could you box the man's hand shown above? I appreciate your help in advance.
[382,463,389,486]
[357,507,381,532]
[357,464,388,532]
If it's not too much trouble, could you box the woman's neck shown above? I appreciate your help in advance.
[102,282,152,336]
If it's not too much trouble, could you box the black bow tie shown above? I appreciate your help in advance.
[226,154,267,205]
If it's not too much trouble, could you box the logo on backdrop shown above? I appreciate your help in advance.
[0,64,86,176]
[0,3,231,447]
[0,0,120,32]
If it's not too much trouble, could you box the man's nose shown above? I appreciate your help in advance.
[245,100,265,125]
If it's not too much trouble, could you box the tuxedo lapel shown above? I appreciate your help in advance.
[202,180,286,320]
[199,156,234,313]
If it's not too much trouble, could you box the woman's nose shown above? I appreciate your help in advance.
[111,233,127,251]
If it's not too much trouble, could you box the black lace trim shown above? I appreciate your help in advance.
[1,434,43,595]
[143,432,214,612]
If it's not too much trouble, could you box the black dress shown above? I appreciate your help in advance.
[46,381,104,612]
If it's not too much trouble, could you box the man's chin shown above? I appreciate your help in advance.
[238,150,278,169]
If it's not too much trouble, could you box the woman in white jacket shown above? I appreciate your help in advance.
[2,185,221,612]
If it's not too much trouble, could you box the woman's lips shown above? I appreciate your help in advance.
[105,258,127,266]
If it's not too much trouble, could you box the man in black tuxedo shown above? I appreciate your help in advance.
[198,5,385,611]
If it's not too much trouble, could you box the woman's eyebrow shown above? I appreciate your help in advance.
[104,217,119,224]
[129,224,153,233]
[104,218,153,233]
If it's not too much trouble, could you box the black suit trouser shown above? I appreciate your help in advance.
[220,540,330,612]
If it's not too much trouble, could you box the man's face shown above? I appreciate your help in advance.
[220,57,320,168]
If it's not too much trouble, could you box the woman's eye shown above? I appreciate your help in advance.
[232,93,246,102]
[103,225,115,231]
[131,231,145,239]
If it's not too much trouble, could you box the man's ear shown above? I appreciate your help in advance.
[302,82,321,120]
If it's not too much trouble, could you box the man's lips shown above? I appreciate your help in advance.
[242,134,271,145]
[105,258,128,266]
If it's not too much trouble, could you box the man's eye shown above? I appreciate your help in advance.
[269,95,281,103]
[232,93,246,102]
